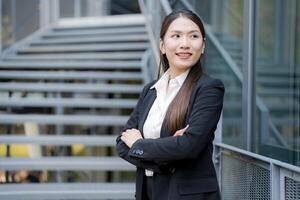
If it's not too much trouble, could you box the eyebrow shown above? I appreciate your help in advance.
[170,30,200,34]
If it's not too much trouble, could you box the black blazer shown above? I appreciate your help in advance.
[116,74,224,200]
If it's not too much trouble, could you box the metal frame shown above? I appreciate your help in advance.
[216,142,300,199]
[242,0,256,151]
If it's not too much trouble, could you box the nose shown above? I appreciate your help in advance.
[180,36,190,49]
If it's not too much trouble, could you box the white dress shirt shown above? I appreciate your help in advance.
[143,69,190,176]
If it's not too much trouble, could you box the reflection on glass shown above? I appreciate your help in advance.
[199,0,244,148]
[255,0,300,166]
[205,39,243,148]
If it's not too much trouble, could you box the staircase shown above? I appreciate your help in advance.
[0,14,150,200]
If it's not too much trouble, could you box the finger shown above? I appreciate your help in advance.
[120,135,125,141]
[183,124,189,130]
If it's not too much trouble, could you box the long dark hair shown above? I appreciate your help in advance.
[160,9,206,135]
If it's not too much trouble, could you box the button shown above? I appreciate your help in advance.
[169,167,176,174]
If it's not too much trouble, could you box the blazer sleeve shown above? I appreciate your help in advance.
[127,79,224,164]
[115,82,164,173]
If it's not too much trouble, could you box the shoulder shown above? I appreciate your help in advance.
[195,73,225,90]
[143,80,157,90]
[139,80,157,98]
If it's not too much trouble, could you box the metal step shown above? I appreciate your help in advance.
[43,26,146,38]
[0,183,135,200]
[0,82,143,93]
[0,70,143,81]
[224,102,299,112]
[18,42,149,53]
[0,114,129,125]
[0,157,134,171]
[0,60,141,69]
[55,14,145,29]
[223,117,299,126]
[0,98,137,108]
[222,88,299,98]
[0,135,117,146]
[32,34,149,45]
[5,52,144,61]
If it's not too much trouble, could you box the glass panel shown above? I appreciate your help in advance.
[1,0,39,50]
[170,0,244,148]
[80,0,88,16]
[1,0,13,49]
[205,39,243,148]
[192,0,211,24]
[196,0,244,148]
[15,0,39,41]
[254,0,300,166]
[60,0,75,18]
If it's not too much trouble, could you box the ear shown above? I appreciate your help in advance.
[201,43,205,54]
[160,39,166,54]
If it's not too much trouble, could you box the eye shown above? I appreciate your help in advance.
[171,34,180,38]
[191,34,199,39]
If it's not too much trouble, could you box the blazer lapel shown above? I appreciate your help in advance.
[138,88,157,136]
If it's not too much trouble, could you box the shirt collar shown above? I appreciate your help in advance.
[150,69,190,90]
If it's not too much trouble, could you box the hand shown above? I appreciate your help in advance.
[121,128,143,148]
[173,125,189,137]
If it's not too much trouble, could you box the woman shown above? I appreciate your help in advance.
[116,9,224,200]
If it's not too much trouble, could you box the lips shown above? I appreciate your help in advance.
[176,52,192,59]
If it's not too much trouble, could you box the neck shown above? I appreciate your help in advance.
[169,68,188,79]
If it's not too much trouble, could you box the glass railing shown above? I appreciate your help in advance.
[1,0,40,51]
[204,37,243,148]
[254,0,300,166]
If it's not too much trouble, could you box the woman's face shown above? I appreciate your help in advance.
[160,16,204,77]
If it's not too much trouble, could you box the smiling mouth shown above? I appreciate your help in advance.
[175,52,192,59]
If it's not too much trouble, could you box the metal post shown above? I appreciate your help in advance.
[270,163,280,200]
[87,0,109,16]
[274,0,283,63]
[40,0,50,28]
[0,0,2,54]
[242,0,256,151]
[210,0,221,32]
[11,0,16,43]
[51,0,60,22]
[74,0,81,17]
[213,112,223,189]
[287,0,297,163]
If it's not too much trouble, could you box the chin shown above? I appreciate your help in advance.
[176,62,194,69]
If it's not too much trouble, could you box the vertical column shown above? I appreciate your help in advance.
[242,0,256,151]
[40,0,50,28]
[74,0,81,17]
[11,0,16,42]
[270,163,280,200]
[87,0,110,16]
[211,0,222,32]
[0,0,2,54]
[51,0,60,22]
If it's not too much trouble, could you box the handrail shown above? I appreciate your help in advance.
[160,0,172,14]
[137,0,160,68]
[141,48,153,82]
[214,142,300,174]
